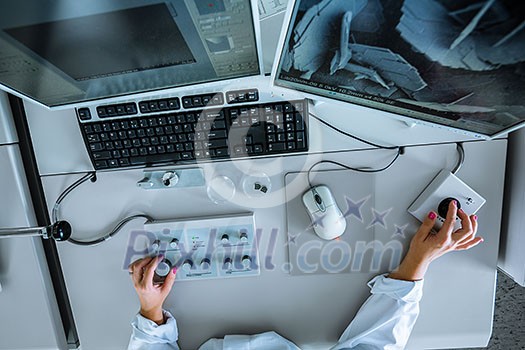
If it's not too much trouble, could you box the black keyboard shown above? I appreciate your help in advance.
[80,100,308,170]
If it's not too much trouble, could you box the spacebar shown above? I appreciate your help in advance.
[130,153,182,165]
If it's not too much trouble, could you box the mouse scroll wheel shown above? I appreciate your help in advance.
[314,194,323,205]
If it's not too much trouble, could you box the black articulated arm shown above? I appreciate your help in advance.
[8,94,80,349]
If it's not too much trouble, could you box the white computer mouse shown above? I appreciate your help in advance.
[302,185,347,240]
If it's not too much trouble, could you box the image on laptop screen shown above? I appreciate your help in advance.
[0,0,261,107]
[273,0,525,138]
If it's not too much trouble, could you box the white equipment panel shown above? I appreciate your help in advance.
[144,213,260,281]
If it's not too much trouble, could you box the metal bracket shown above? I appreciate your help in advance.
[137,168,205,190]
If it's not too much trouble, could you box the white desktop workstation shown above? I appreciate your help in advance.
[0,0,524,349]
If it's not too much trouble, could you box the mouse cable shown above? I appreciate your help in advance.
[451,142,465,175]
[308,112,399,150]
[307,147,403,188]
[52,172,153,246]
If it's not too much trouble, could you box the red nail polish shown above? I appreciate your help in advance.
[473,215,478,221]
[172,267,177,274]
[428,212,436,220]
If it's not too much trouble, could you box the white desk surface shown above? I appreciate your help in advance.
[37,137,506,349]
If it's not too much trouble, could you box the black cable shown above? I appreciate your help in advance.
[307,148,403,188]
[52,172,153,246]
[452,143,465,174]
[306,110,403,188]
[309,112,399,150]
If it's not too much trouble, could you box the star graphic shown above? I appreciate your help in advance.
[367,208,392,229]
[307,211,326,230]
[342,195,369,222]
[391,224,409,239]
[286,232,301,246]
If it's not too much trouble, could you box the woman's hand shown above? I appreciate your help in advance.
[129,256,177,324]
[389,200,484,281]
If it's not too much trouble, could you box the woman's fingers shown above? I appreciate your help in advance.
[439,200,458,238]
[161,267,177,294]
[415,211,437,241]
[455,236,484,251]
[129,257,154,285]
[452,209,474,243]
[143,256,163,287]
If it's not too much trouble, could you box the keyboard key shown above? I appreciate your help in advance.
[125,104,137,114]
[215,148,229,157]
[182,97,193,108]
[87,134,100,142]
[212,120,226,129]
[268,143,286,152]
[208,130,227,139]
[108,159,119,167]
[139,102,150,113]
[205,139,228,149]
[106,106,117,116]
[168,99,180,110]
[181,152,193,160]
[94,160,108,169]
[158,100,168,110]
[79,108,92,121]
[148,102,159,111]
[93,151,112,160]
[89,143,104,152]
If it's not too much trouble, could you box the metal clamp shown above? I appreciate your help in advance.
[137,168,205,190]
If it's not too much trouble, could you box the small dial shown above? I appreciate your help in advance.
[151,239,160,251]
[182,259,194,271]
[242,255,252,269]
[223,257,233,270]
[169,238,179,249]
[221,234,229,244]
[155,259,172,277]
[240,231,248,243]
[438,197,461,218]
[200,258,211,270]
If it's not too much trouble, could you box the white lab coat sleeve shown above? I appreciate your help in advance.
[330,274,424,350]
[199,331,301,350]
[128,310,180,350]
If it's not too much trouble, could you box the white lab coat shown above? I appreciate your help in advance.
[128,274,423,350]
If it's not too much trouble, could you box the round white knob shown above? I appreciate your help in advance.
[151,240,160,251]
[155,259,172,277]
[223,257,232,270]
[169,239,179,249]
[221,234,229,244]
[182,259,193,271]
[242,255,252,269]
[240,231,248,243]
[200,258,211,270]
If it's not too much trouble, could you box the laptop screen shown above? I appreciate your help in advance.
[0,0,261,107]
[273,0,525,138]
